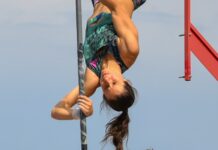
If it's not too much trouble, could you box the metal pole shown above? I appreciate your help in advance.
[184,0,191,81]
[75,0,88,149]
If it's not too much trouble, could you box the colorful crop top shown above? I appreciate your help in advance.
[83,13,128,78]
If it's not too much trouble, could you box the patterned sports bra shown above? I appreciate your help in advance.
[83,13,127,78]
[84,0,146,78]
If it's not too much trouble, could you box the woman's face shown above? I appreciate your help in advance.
[100,68,125,100]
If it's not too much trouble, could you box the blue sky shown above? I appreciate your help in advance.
[0,0,218,150]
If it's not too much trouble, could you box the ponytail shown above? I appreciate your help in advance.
[101,80,136,149]
[103,110,130,150]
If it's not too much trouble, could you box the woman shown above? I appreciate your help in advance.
[51,0,146,149]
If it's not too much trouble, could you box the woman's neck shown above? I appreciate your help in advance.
[102,54,122,74]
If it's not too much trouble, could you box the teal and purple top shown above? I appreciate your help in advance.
[83,0,146,78]
[83,13,127,78]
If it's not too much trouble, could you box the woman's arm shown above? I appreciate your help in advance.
[112,8,139,66]
[101,0,139,67]
[51,68,99,120]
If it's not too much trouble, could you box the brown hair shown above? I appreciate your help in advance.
[101,80,136,150]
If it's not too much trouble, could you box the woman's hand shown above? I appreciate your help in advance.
[77,95,93,117]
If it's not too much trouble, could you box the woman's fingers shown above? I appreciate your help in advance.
[78,98,92,107]
[79,104,93,116]
[78,102,89,110]
[79,103,93,116]
[77,95,93,117]
[78,96,92,107]
[78,95,90,102]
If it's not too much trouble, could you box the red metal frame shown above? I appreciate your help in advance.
[184,0,218,81]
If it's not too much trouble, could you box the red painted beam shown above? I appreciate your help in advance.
[190,24,218,80]
[184,0,218,81]
[184,0,192,81]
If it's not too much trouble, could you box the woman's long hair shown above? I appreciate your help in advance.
[101,80,136,150]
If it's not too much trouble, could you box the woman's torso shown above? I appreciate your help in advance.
[83,10,128,78]
[83,0,146,78]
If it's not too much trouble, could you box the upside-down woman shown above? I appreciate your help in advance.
[51,0,146,149]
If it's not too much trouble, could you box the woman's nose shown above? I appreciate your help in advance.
[104,77,111,84]
[103,77,113,86]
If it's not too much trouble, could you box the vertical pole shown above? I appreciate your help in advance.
[75,0,88,149]
[184,0,191,81]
